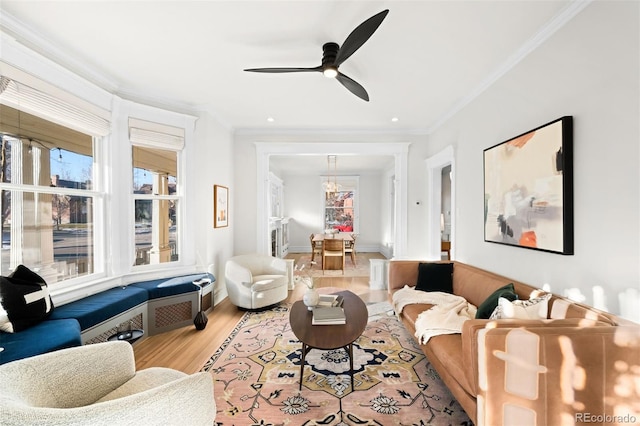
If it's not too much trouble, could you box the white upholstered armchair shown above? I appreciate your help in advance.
[225,254,289,309]
[0,341,215,426]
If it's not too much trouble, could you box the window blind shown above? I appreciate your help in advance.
[0,76,111,137]
[128,118,185,151]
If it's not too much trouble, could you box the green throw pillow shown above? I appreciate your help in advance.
[475,283,518,319]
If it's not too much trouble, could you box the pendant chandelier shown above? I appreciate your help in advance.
[322,155,342,195]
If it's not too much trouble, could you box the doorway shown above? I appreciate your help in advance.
[425,146,455,260]
[255,142,410,258]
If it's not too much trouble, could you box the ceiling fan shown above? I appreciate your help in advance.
[244,9,389,102]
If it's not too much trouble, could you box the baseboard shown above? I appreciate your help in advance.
[288,244,387,254]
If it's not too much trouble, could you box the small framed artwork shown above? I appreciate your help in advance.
[483,116,573,254]
[214,185,228,228]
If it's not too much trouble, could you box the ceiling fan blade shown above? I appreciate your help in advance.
[336,72,369,102]
[244,66,321,73]
[335,9,389,66]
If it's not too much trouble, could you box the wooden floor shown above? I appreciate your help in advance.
[133,253,388,373]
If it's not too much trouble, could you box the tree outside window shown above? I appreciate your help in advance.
[324,190,354,232]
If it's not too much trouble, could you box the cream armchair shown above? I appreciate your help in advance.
[225,254,289,310]
[0,341,215,426]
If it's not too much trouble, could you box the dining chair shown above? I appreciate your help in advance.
[309,233,322,264]
[322,238,345,274]
[344,234,357,266]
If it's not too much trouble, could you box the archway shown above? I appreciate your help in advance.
[255,142,410,258]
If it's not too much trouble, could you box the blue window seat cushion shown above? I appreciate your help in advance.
[129,273,214,299]
[0,318,81,364]
[49,286,148,330]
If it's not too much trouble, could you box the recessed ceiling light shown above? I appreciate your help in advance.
[391,117,399,122]
[267,117,275,122]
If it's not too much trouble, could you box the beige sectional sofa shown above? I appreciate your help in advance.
[387,260,640,426]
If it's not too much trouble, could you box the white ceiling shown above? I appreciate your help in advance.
[0,0,577,173]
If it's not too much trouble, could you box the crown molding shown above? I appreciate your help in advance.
[0,10,210,122]
[234,126,429,137]
[1,11,120,92]
[1,1,593,136]
[426,0,593,134]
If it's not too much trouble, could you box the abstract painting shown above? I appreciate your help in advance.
[484,116,573,254]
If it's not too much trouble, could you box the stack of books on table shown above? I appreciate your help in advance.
[312,306,346,325]
[317,294,345,308]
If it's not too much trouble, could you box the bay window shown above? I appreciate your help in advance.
[130,119,183,267]
[0,104,103,286]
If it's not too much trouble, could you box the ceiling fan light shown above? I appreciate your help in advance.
[323,67,338,78]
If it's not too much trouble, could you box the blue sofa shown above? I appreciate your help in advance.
[0,273,214,365]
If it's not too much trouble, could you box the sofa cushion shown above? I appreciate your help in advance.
[423,333,474,396]
[387,261,421,292]
[475,283,518,319]
[416,262,454,294]
[0,318,81,364]
[129,273,211,299]
[0,265,54,333]
[549,298,617,325]
[49,286,148,330]
[399,303,435,333]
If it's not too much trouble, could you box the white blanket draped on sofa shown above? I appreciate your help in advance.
[392,285,477,344]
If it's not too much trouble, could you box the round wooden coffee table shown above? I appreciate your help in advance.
[289,290,367,391]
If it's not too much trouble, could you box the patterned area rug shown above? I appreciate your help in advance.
[201,302,473,425]
[292,253,372,278]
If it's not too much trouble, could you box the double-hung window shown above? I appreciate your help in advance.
[0,76,109,286]
[130,119,183,267]
[323,176,359,233]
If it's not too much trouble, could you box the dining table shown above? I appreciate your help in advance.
[312,233,353,270]
[312,233,354,243]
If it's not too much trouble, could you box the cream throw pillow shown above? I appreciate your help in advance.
[490,293,551,320]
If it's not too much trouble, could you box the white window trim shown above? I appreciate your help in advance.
[0,71,109,289]
[1,36,204,302]
[129,119,183,270]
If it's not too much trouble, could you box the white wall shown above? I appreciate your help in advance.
[282,174,323,251]
[232,133,261,255]
[231,2,639,316]
[424,1,639,314]
[282,172,386,253]
[1,32,237,306]
[192,113,234,304]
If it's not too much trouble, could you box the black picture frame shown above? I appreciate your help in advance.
[483,116,573,255]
